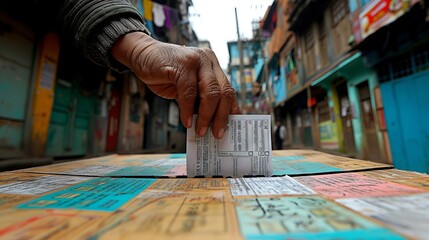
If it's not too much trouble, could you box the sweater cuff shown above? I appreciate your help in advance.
[87,17,151,72]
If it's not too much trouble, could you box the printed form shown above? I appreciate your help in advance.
[187,115,272,177]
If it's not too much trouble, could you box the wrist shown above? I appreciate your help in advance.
[111,31,155,69]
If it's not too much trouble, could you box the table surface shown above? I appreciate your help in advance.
[0,150,428,239]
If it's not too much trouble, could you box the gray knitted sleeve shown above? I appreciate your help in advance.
[56,0,151,71]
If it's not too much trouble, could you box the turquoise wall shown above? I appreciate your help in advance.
[380,71,429,172]
[345,57,382,159]
[230,43,239,58]
[277,65,287,104]
[315,55,382,158]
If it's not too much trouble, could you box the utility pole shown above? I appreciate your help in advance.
[235,7,246,113]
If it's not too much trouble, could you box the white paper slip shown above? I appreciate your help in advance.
[336,193,429,240]
[186,114,272,177]
[0,176,92,195]
[228,176,315,197]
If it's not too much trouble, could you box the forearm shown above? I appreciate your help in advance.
[43,0,150,70]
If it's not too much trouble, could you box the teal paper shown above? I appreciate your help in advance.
[273,161,342,175]
[273,155,305,161]
[245,229,405,239]
[107,166,173,176]
[17,178,155,212]
[235,196,404,239]
[169,153,187,158]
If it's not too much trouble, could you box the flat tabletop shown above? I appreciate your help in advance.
[0,150,428,239]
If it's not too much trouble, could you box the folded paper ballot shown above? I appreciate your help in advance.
[186,115,272,177]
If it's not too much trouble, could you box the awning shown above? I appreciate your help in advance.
[311,52,362,87]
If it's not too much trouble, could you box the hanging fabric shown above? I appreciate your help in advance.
[153,2,166,27]
[145,20,155,35]
[143,0,153,21]
[163,5,173,29]
[136,0,144,15]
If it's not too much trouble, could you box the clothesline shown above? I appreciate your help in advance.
[136,0,184,29]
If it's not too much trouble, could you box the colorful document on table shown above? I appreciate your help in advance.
[187,115,272,177]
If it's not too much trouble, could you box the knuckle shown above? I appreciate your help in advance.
[196,48,208,58]
[183,87,197,100]
[202,48,215,56]
[203,80,221,99]
[198,47,213,55]
[191,51,202,63]
[206,90,221,100]
[222,86,235,99]
[197,48,216,64]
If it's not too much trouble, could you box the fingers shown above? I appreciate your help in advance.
[176,70,198,129]
[198,49,240,139]
[210,80,235,139]
[195,51,221,137]
[177,47,240,139]
[229,89,241,114]
[207,57,234,138]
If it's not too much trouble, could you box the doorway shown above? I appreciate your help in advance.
[357,81,382,162]
[336,81,356,156]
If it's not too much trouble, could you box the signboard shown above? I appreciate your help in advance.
[358,0,420,40]
[319,121,339,150]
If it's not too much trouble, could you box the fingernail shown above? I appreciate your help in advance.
[217,128,225,139]
[198,127,208,137]
[187,117,192,128]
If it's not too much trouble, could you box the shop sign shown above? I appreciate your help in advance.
[358,0,420,40]
[319,121,339,150]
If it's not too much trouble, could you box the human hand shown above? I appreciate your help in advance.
[111,32,241,139]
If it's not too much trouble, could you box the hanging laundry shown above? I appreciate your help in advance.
[143,0,153,21]
[145,20,155,35]
[152,2,166,27]
[163,5,173,30]
[136,0,144,15]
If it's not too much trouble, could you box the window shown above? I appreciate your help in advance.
[318,16,326,39]
[377,47,429,82]
[331,0,348,26]
[414,50,429,72]
[392,56,412,79]
[318,101,330,123]
[304,27,314,50]
[317,15,329,68]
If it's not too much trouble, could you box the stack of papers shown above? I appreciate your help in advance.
[186,115,272,177]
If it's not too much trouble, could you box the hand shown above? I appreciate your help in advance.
[111,32,241,139]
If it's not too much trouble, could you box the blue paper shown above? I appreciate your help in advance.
[17,178,155,212]
[169,153,187,158]
[235,196,404,240]
[245,229,405,239]
[107,166,173,176]
[273,155,305,161]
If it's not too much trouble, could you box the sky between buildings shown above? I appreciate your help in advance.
[189,0,274,70]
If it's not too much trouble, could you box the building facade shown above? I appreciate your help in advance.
[227,40,267,114]
[255,0,429,172]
